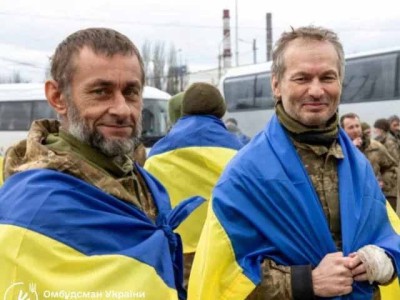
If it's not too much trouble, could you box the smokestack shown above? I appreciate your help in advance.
[223,9,232,68]
[266,13,273,61]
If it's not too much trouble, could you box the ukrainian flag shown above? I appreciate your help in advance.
[0,168,203,300]
[189,115,400,300]
[380,203,400,300]
[145,115,243,255]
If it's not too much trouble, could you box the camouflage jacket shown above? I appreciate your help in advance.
[362,139,398,198]
[376,132,400,162]
[247,139,344,300]
[3,119,157,220]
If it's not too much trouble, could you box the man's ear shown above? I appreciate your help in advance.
[45,80,67,116]
[271,75,281,101]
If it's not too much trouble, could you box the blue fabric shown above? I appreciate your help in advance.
[0,168,203,300]
[148,115,243,157]
[213,114,400,300]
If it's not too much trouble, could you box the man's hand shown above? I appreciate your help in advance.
[312,252,353,297]
[352,137,362,148]
[346,252,368,281]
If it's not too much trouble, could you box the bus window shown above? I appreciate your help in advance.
[0,101,31,130]
[141,98,169,147]
[342,53,397,103]
[32,100,57,120]
[255,73,274,109]
[224,75,255,111]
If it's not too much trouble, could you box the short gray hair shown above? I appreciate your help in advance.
[271,26,345,83]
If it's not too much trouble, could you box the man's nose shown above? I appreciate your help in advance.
[109,92,130,117]
[308,79,324,99]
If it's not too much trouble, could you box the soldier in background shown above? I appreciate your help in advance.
[341,113,398,210]
[374,118,399,161]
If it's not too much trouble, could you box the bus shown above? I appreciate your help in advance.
[219,47,400,137]
[0,83,170,155]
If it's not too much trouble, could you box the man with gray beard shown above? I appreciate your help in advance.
[0,28,200,299]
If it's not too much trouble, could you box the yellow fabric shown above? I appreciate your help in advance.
[0,156,3,186]
[145,147,237,254]
[380,202,400,300]
[188,206,255,299]
[0,224,177,299]
[189,201,400,299]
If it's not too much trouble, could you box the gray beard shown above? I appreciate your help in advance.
[66,101,142,158]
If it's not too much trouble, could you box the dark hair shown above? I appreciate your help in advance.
[374,118,390,132]
[225,117,238,126]
[272,26,345,84]
[340,112,359,128]
[50,27,145,93]
[388,115,400,124]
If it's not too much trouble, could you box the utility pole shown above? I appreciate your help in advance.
[253,39,257,64]
[235,0,239,66]
[266,13,273,61]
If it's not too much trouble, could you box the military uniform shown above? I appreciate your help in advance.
[247,139,346,300]
[376,132,400,162]
[362,139,398,210]
[4,119,157,220]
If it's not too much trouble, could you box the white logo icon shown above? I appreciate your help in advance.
[3,282,38,300]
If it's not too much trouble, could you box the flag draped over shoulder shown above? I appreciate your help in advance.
[145,115,242,254]
[189,115,400,300]
[0,168,203,300]
[380,203,400,300]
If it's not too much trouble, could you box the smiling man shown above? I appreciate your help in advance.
[189,26,400,300]
[0,28,201,299]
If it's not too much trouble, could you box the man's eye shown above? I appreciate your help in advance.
[323,76,337,82]
[92,88,107,95]
[124,88,140,97]
[294,77,306,82]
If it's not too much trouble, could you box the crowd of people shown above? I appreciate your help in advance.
[0,25,399,300]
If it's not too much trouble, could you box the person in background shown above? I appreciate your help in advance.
[361,122,372,140]
[225,117,251,145]
[189,26,399,300]
[144,82,243,289]
[341,113,398,211]
[0,27,201,299]
[374,118,399,161]
[388,115,400,141]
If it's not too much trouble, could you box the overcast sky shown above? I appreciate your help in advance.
[1,0,400,82]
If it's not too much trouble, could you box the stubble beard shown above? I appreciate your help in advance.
[66,100,142,158]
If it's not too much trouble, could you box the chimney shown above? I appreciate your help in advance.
[223,9,232,68]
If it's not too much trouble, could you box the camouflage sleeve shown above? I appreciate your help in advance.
[386,141,400,162]
[246,259,314,300]
[380,146,398,198]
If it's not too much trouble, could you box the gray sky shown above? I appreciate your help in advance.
[1,0,400,82]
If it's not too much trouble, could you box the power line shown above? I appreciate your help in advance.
[0,56,46,70]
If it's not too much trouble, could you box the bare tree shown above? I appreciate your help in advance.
[166,44,179,95]
[152,41,166,90]
[141,40,152,86]
[0,71,30,83]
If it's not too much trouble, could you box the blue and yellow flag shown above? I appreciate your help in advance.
[145,115,243,254]
[189,115,400,300]
[380,203,400,300]
[0,168,203,300]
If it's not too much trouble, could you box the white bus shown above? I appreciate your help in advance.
[219,47,400,137]
[0,83,170,155]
